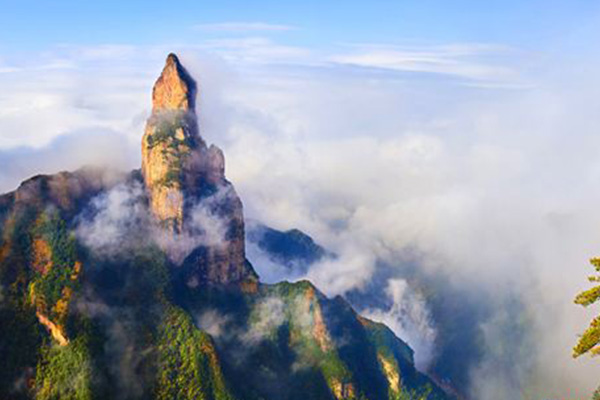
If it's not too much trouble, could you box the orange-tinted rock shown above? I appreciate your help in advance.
[304,286,333,351]
[378,353,401,395]
[36,312,69,346]
[331,380,356,400]
[141,54,200,231]
[32,239,52,275]
[152,53,195,112]
[142,53,257,285]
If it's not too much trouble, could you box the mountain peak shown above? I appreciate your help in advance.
[0,52,454,400]
[166,52,180,65]
[152,53,197,112]
[143,54,203,231]
[141,53,255,286]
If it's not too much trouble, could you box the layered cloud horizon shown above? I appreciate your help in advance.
[1,32,600,398]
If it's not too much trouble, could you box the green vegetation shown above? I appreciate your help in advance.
[0,207,43,397]
[146,111,191,151]
[145,112,194,188]
[368,329,448,400]
[364,319,414,366]
[0,208,99,399]
[122,245,170,304]
[259,282,355,397]
[147,112,184,149]
[0,169,455,400]
[265,280,317,303]
[155,305,234,400]
[0,299,41,398]
[233,281,455,400]
[396,386,433,400]
[35,337,95,400]
[161,164,183,188]
[593,386,600,400]
[1,206,38,295]
[574,258,600,357]
[30,212,81,319]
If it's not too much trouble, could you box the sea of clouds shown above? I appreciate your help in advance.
[1,33,600,398]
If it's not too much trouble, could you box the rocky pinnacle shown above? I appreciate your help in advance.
[141,53,256,286]
[152,53,196,112]
[141,53,203,231]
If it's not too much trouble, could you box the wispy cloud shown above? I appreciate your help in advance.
[198,37,311,65]
[0,67,19,74]
[193,22,296,33]
[0,57,20,74]
[329,43,522,86]
[0,37,597,398]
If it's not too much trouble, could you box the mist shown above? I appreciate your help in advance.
[191,49,600,398]
[1,38,600,398]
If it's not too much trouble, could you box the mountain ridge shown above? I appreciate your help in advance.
[0,54,455,400]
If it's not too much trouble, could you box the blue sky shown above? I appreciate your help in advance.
[2,0,599,52]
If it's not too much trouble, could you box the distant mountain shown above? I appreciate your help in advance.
[0,54,455,400]
[246,223,472,399]
[246,222,328,275]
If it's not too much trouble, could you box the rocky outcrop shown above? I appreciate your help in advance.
[378,353,401,395]
[0,167,122,220]
[142,54,256,286]
[141,53,201,231]
[303,284,333,352]
[36,312,68,346]
[151,53,197,112]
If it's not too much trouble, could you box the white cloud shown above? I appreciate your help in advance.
[75,181,148,255]
[0,38,597,398]
[303,244,376,297]
[196,309,231,338]
[205,56,600,397]
[329,43,523,86]
[0,40,520,152]
[363,279,436,371]
[0,67,19,74]
[154,185,231,264]
[198,37,312,65]
[0,129,137,193]
[0,57,20,74]
[76,179,232,265]
[242,297,286,344]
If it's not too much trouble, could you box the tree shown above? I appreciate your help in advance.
[573,258,600,357]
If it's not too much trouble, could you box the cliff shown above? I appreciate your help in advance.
[142,53,255,287]
[0,54,454,400]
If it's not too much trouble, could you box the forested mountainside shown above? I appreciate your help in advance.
[0,54,454,400]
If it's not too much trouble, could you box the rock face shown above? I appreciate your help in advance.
[151,53,196,112]
[142,53,256,286]
[0,53,455,400]
[141,53,203,230]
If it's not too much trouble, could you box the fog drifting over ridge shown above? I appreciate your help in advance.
[1,39,600,398]
[212,55,600,398]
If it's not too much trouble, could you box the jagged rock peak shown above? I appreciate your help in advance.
[152,53,197,112]
[142,54,203,231]
[140,54,256,288]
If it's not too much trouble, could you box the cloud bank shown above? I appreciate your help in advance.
[1,36,600,398]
